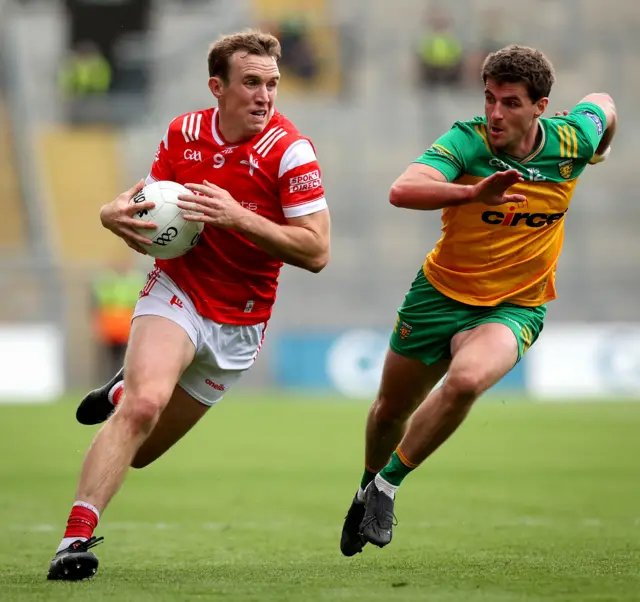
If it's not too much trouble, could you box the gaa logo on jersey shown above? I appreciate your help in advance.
[184,149,202,161]
[558,159,574,179]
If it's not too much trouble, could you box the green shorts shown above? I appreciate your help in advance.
[389,269,546,366]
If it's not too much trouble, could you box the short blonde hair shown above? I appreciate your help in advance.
[207,30,281,82]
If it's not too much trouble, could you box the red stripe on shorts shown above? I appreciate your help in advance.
[139,266,161,298]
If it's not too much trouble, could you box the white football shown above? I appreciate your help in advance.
[132,180,204,260]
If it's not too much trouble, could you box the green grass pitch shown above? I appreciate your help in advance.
[0,394,638,601]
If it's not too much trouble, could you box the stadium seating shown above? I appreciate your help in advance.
[251,0,343,96]
[36,125,129,264]
[0,100,27,253]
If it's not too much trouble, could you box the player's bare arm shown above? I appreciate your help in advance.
[389,163,526,210]
[178,180,330,273]
[99,179,157,254]
[241,209,330,273]
[579,92,617,158]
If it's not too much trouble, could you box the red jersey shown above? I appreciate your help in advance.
[147,108,327,325]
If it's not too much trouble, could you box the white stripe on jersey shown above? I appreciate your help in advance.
[211,108,225,145]
[193,113,202,141]
[181,115,189,142]
[278,139,317,177]
[162,129,169,150]
[254,127,283,154]
[260,131,288,157]
[254,127,287,156]
[283,197,328,219]
[182,114,202,142]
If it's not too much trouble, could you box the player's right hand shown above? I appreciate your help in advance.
[99,179,158,255]
[471,169,527,207]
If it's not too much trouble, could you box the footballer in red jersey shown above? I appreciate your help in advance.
[149,106,326,325]
[48,31,330,582]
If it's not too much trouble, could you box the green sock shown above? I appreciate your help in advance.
[359,468,376,491]
[378,451,416,487]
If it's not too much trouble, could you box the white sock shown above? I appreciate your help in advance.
[72,500,101,519]
[57,536,86,553]
[107,381,124,405]
[374,474,398,500]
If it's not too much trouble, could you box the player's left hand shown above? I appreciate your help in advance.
[177,180,250,229]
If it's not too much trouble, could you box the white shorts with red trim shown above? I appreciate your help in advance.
[133,268,266,406]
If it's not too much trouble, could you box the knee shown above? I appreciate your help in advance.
[440,371,484,407]
[370,394,414,425]
[115,391,167,436]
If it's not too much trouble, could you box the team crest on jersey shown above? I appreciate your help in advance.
[240,153,260,176]
[558,159,574,179]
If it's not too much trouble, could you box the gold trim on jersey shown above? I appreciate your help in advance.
[515,123,546,164]
[497,123,546,165]
[558,125,579,159]
[474,124,492,153]
[432,143,456,160]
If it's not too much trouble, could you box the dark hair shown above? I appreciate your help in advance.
[207,30,281,81]
[481,45,555,101]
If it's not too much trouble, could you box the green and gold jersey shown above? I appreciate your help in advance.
[414,102,606,307]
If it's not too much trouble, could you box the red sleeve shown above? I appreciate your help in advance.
[147,127,174,184]
[277,139,327,218]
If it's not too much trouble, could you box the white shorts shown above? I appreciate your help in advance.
[132,268,266,406]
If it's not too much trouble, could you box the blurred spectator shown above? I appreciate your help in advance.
[275,18,319,82]
[91,256,144,381]
[60,0,152,124]
[415,10,465,89]
[63,0,151,94]
[58,41,112,98]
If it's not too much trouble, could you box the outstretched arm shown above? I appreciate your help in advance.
[389,163,526,210]
[579,93,617,159]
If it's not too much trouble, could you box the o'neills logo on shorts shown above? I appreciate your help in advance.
[205,379,226,391]
[289,170,321,193]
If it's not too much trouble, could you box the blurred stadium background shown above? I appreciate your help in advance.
[1,0,639,400]
[0,1,639,599]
